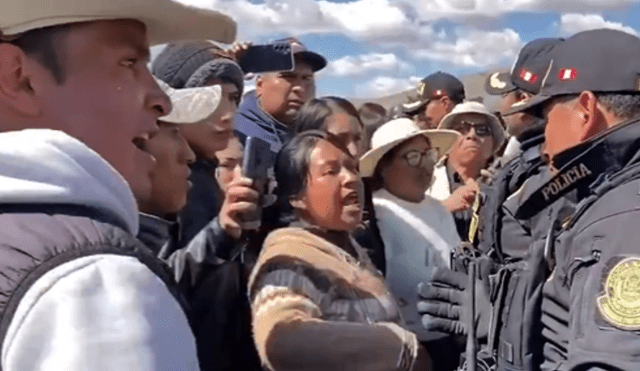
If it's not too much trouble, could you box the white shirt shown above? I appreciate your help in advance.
[373,189,460,341]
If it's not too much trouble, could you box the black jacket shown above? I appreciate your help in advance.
[477,122,547,263]
[138,212,261,371]
[521,118,640,371]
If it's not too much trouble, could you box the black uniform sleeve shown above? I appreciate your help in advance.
[565,207,640,371]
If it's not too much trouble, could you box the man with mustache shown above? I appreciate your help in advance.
[235,37,327,165]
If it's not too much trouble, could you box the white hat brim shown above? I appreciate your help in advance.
[359,129,460,178]
[1,0,236,45]
[156,77,222,124]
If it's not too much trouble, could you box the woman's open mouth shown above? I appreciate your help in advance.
[343,191,361,206]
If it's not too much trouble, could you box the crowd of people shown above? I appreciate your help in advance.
[0,1,639,370]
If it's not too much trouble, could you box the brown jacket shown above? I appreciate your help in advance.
[248,227,419,371]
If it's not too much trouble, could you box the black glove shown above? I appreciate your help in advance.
[417,267,491,339]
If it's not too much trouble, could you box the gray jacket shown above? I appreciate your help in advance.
[0,129,198,371]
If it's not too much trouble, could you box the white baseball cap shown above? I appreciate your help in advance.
[155,77,221,125]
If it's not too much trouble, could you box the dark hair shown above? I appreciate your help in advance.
[292,96,363,134]
[275,130,352,200]
[6,25,72,84]
[358,103,387,125]
[386,104,411,121]
[546,92,640,122]
[596,93,640,120]
[359,103,388,152]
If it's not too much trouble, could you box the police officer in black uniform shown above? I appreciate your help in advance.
[418,29,640,371]
[480,38,562,261]
[504,28,640,371]
[415,39,565,366]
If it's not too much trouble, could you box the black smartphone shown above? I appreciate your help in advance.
[241,137,272,228]
[238,42,294,74]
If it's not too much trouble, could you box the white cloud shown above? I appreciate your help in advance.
[406,0,640,19]
[559,13,639,36]
[180,0,640,42]
[174,0,640,100]
[184,0,413,42]
[321,53,412,77]
[412,28,522,68]
[356,75,422,97]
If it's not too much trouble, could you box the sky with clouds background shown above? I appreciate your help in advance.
[173,0,640,99]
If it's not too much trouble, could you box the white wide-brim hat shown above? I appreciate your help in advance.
[438,101,506,153]
[155,77,221,125]
[359,118,460,178]
[0,0,236,45]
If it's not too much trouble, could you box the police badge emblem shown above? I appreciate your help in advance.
[489,73,506,89]
[417,82,427,97]
[597,257,640,330]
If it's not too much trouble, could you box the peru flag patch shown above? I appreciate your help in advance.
[558,68,577,80]
[519,69,537,84]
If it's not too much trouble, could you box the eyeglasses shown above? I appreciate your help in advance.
[401,149,438,167]
[451,120,492,137]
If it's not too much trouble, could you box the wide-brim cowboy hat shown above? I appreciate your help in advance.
[155,77,221,125]
[359,118,460,178]
[0,0,236,45]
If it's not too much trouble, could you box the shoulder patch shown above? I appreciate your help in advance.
[597,257,640,330]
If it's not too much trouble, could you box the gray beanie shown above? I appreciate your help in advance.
[152,41,243,91]
[185,58,244,95]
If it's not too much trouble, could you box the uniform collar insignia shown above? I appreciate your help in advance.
[516,118,640,220]
[515,140,611,220]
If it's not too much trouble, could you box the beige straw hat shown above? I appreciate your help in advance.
[438,101,506,153]
[359,118,459,178]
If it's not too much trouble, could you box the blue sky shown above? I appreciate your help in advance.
[176,0,640,99]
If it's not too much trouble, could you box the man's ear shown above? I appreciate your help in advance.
[576,91,602,140]
[520,91,534,102]
[255,74,265,98]
[0,43,41,116]
[441,96,452,109]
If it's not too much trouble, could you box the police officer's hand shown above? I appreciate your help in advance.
[218,176,260,240]
[442,180,478,213]
[416,267,491,339]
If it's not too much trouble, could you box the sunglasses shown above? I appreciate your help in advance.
[451,120,492,137]
[400,149,438,167]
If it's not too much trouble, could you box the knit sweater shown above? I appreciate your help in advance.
[248,226,418,371]
[373,189,460,341]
